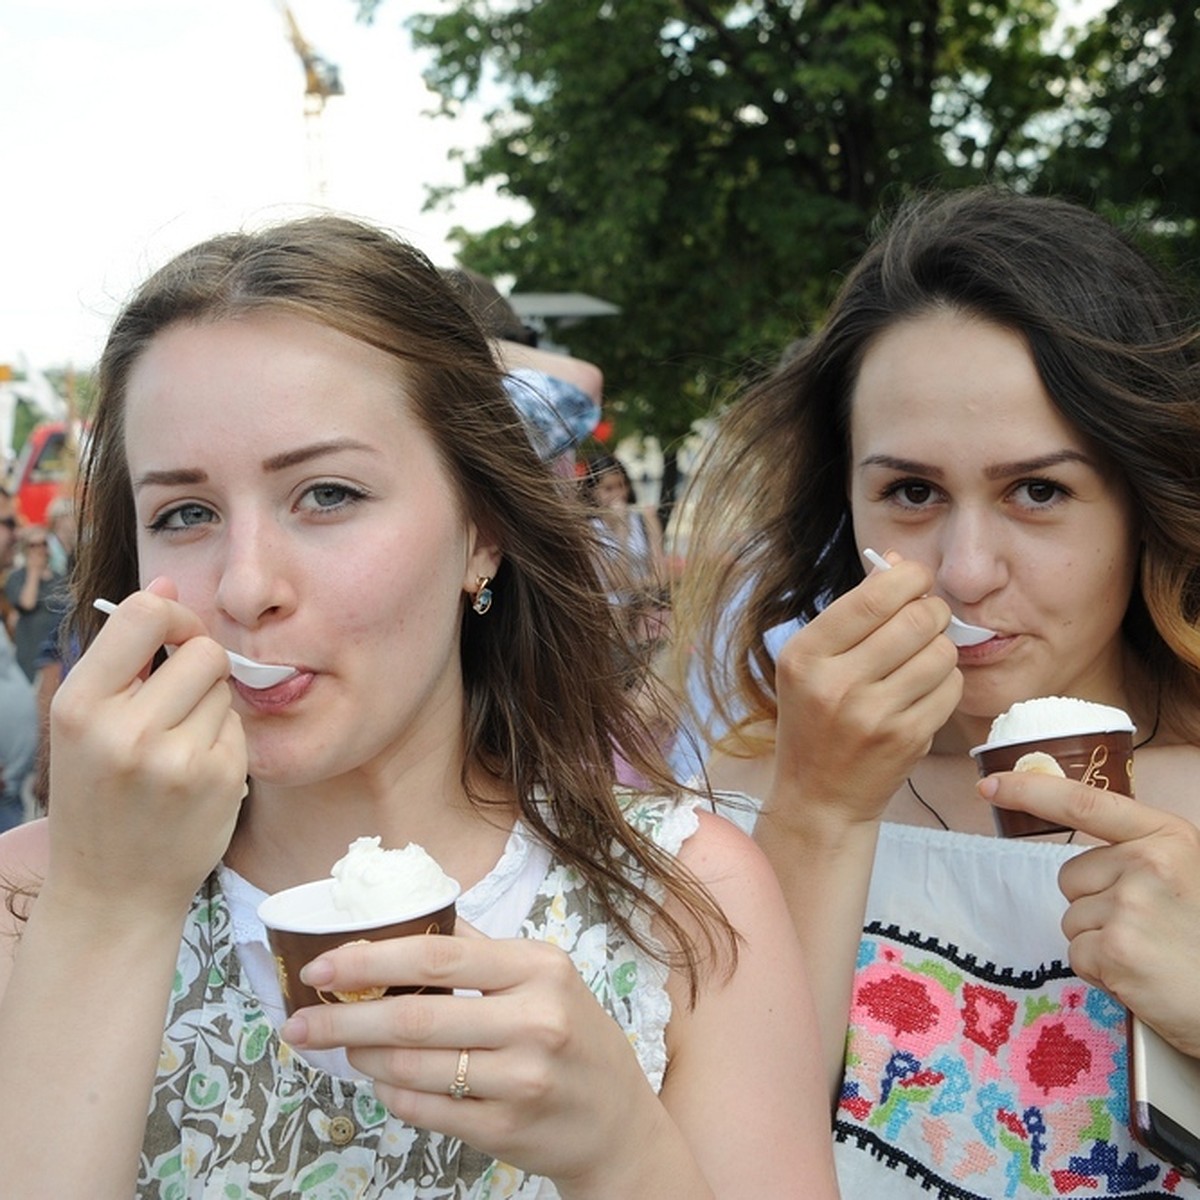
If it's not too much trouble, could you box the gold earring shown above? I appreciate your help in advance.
[472,576,493,615]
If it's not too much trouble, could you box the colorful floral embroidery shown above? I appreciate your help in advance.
[836,925,1200,1198]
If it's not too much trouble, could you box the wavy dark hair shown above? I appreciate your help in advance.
[64,215,732,995]
[675,187,1200,748]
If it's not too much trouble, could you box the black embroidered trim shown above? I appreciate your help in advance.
[865,920,1077,989]
[834,1121,1183,1200]
[834,1120,989,1198]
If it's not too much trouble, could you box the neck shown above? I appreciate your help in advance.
[225,758,517,896]
[938,640,1160,756]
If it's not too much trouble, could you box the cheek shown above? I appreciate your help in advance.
[134,535,210,600]
[338,526,468,624]
[1048,547,1134,634]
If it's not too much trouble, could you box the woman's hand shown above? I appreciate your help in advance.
[770,555,962,832]
[46,581,247,922]
[280,928,685,1196]
[984,771,1200,1057]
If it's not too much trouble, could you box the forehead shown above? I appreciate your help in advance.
[849,312,1083,455]
[123,312,415,456]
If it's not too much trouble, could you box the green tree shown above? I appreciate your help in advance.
[358,0,1084,490]
[1041,0,1200,276]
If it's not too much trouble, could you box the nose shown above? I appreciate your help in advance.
[213,517,297,631]
[934,510,1008,608]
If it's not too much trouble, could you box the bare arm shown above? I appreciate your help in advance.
[659,810,841,1197]
[0,821,190,1199]
[737,560,962,1101]
[493,340,604,402]
[0,587,247,1197]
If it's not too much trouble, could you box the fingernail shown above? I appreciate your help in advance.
[977,776,999,799]
[280,1014,308,1045]
[300,957,334,987]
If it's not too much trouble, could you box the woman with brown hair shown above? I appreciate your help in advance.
[675,187,1200,1196]
[0,216,836,1198]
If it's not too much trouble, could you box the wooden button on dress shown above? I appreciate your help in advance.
[327,1114,356,1146]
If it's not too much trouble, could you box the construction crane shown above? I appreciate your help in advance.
[275,1,344,202]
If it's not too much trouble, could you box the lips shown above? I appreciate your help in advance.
[957,632,1014,661]
[232,669,314,708]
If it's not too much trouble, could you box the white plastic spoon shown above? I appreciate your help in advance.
[93,598,299,688]
[861,549,996,647]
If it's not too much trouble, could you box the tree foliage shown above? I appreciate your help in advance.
[357,0,1195,452]
[1040,0,1200,276]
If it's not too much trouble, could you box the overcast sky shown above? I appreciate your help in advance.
[1,0,520,370]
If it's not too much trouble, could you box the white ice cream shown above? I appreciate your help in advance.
[330,836,457,922]
[985,696,1134,747]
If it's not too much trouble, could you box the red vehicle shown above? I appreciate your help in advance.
[11,421,79,527]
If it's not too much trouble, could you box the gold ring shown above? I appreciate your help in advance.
[449,1048,471,1100]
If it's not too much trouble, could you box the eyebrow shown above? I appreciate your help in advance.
[859,449,1097,480]
[134,438,380,491]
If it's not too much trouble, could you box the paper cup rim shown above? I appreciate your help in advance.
[257,876,461,935]
[969,725,1136,758]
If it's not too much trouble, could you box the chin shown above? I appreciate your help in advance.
[245,744,330,788]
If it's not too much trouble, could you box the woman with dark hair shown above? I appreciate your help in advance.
[675,187,1200,1196]
[0,216,837,1198]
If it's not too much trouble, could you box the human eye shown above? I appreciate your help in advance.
[147,502,216,533]
[297,481,369,514]
[1011,477,1071,510]
[879,478,942,510]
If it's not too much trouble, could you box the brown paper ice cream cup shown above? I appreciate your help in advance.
[970,729,1135,837]
[258,879,459,1014]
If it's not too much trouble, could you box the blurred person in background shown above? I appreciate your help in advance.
[4,523,68,681]
[0,623,36,831]
[0,488,17,634]
[44,495,77,577]
[442,266,603,477]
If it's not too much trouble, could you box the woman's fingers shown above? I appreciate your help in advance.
[44,585,248,916]
[284,989,503,1053]
[124,638,232,731]
[980,771,1171,847]
[801,559,948,665]
[292,935,558,1028]
[79,590,215,692]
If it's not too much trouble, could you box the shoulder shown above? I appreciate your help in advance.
[618,794,773,886]
[673,808,784,920]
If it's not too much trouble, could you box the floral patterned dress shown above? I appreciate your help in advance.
[136,796,698,1199]
[834,822,1200,1199]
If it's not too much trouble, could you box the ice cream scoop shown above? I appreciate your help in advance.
[971,695,1137,837]
[862,549,996,646]
[330,837,458,923]
[93,597,298,689]
[982,695,1134,747]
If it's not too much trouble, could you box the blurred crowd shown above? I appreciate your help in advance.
[0,487,75,829]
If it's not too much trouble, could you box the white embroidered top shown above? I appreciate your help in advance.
[834,822,1200,1198]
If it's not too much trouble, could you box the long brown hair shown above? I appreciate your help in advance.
[67,215,733,995]
[675,187,1200,749]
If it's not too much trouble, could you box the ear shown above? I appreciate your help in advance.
[462,524,503,594]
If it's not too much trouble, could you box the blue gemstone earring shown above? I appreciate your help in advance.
[472,576,494,615]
